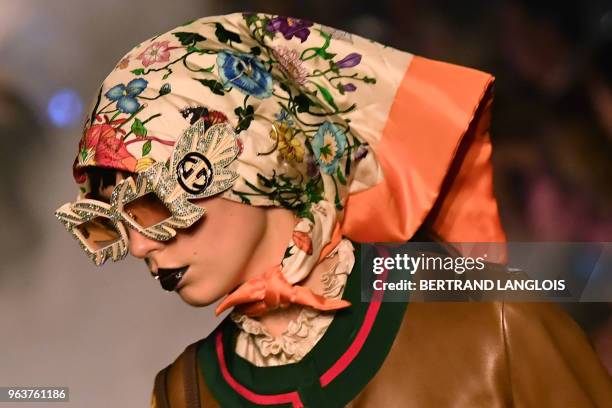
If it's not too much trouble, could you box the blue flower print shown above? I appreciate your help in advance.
[312,122,347,174]
[104,78,148,113]
[216,51,273,99]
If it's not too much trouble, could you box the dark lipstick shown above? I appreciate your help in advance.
[156,266,188,291]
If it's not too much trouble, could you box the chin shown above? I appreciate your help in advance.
[176,284,221,307]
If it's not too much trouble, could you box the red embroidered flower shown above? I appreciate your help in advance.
[236,137,244,156]
[202,110,228,128]
[72,158,87,184]
[84,124,137,172]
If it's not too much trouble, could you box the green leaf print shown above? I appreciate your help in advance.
[142,140,152,156]
[173,32,206,46]
[197,79,226,96]
[131,118,147,137]
[313,83,338,110]
[214,23,242,44]
[336,166,347,185]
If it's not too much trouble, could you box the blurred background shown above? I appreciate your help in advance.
[1,0,610,406]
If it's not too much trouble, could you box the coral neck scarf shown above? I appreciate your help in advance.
[216,210,349,317]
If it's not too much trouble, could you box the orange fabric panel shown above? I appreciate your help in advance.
[427,95,506,244]
[341,55,504,244]
[425,92,507,262]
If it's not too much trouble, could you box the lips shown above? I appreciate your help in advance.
[156,266,188,291]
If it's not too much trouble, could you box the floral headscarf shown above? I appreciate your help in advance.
[72,12,505,283]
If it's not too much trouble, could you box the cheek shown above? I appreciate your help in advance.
[211,208,267,277]
[179,203,267,292]
[186,209,265,260]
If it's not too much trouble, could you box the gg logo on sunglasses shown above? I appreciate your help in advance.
[55,120,241,266]
[176,152,214,195]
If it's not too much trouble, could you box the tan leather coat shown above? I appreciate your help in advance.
[152,302,612,407]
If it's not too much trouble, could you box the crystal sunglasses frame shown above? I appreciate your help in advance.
[55,120,241,266]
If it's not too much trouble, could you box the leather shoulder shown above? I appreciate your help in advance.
[502,302,612,406]
[353,302,612,408]
[151,342,220,408]
[353,302,509,407]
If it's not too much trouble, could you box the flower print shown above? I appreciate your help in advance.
[270,121,305,163]
[77,137,96,167]
[104,78,148,114]
[272,46,308,85]
[116,56,130,69]
[72,158,87,184]
[267,16,313,42]
[181,107,228,129]
[353,145,368,161]
[216,51,273,99]
[292,230,313,254]
[306,155,320,178]
[159,83,172,95]
[135,157,156,173]
[312,122,347,174]
[335,53,362,68]
[82,123,138,172]
[179,106,218,126]
[236,137,244,155]
[136,40,178,67]
[274,108,294,125]
[282,137,305,163]
[202,109,228,128]
[341,83,357,93]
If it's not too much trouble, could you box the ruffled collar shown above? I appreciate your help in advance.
[196,242,410,408]
[231,239,355,366]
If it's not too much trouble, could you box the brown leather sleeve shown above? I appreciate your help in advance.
[152,365,171,408]
[503,302,612,407]
[151,343,220,408]
[352,302,612,408]
[151,355,187,408]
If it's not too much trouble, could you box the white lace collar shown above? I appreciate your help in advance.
[231,239,355,367]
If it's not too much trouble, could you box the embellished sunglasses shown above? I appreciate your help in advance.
[55,120,241,265]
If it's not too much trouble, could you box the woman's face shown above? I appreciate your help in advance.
[131,195,271,306]
[99,173,295,307]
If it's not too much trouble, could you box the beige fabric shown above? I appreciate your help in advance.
[68,11,412,283]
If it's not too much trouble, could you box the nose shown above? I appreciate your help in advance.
[126,227,164,259]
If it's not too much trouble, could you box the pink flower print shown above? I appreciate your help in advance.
[273,46,308,85]
[136,41,178,67]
